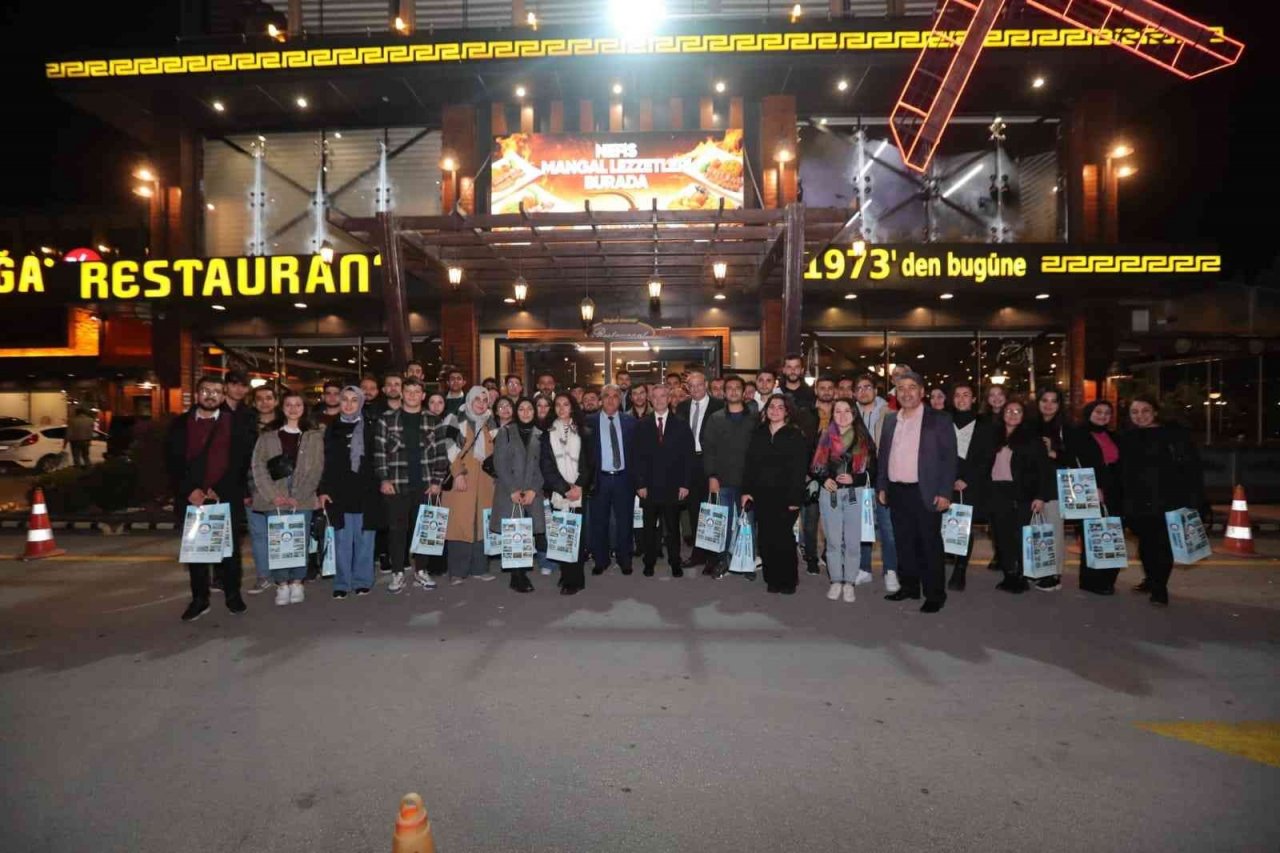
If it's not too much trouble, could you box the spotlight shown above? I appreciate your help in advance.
[940,293,954,300]
[851,239,866,257]
[393,16,408,33]
[295,96,308,109]
[293,302,308,309]
[515,85,527,98]
[844,293,857,300]
[1117,165,1137,179]
[612,82,623,96]
[267,22,284,41]
[133,185,154,199]
[527,12,538,29]
[715,80,726,94]
[1035,293,1050,300]
[1110,143,1134,159]
[211,100,226,113]
[319,240,334,264]
[837,79,848,92]
[610,0,664,37]
[1032,76,1046,89]
[206,203,216,211]
[790,3,802,23]
[211,304,227,311]
[133,166,155,182]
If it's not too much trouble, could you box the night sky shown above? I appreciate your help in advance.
[2,1,1272,279]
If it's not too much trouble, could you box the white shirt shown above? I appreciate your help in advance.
[598,410,626,472]
[955,421,975,459]
[689,396,707,452]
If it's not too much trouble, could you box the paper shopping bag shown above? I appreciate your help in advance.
[942,502,973,557]
[1083,514,1128,570]
[410,500,449,556]
[1166,507,1211,564]
[1056,468,1102,520]
[546,510,583,563]
[857,487,877,543]
[179,503,232,563]
[1021,512,1058,579]
[695,497,730,552]
[501,508,535,569]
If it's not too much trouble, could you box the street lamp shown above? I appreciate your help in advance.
[580,296,596,329]
[712,260,727,299]
[513,275,528,307]
[447,265,463,288]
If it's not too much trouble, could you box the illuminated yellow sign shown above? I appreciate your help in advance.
[805,246,1220,285]
[0,253,382,301]
[79,254,381,299]
[0,250,56,293]
[43,27,1233,79]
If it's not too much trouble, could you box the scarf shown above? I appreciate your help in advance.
[952,410,977,429]
[516,419,536,446]
[461,386,493,462]
[810,419,869,477]
[339,385,365,473]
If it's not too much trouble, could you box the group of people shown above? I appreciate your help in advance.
[164,354,1203,623]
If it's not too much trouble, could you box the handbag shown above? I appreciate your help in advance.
[266,453,295,481]
[441,425,482,492]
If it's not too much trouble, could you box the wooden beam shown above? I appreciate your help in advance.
[782,202,805,357]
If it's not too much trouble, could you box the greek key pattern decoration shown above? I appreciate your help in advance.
[46,27,1231,79]
[1041,255,1222,275]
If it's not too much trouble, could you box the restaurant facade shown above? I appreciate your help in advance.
[4,0,1278,446]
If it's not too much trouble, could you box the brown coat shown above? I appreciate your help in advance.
[442,422,496,543]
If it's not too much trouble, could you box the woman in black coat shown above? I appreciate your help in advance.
[741,395,810,594]
[538,393,597,595]
[987,399,1055,594]
[1077,399,1123,594]
[1118,395,1204,606]
[317,387,384,597]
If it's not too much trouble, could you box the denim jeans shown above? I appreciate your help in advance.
[251,509,312,583]
[333,513,375,592]
[248,510,272,582]
[859,501,898,576]
[819,489,864,583]
[715,487,742,559]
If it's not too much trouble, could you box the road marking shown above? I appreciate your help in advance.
[1137,721,1280,768]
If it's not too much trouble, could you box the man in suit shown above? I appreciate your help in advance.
[875,370,958,614]
[588,384,639,575]
[675,370,724,569]
[634,384,695,577]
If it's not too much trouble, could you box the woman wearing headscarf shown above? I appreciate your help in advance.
[539,392,595,595]
[1078,399,1122,595]
[441,387,499,583]
[810,399,878,603]
[317,387,382,598]
[490,397,545,593]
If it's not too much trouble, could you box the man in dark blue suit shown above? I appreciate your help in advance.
[634,384,695,578]
[876,370,958,613]
[588,384,639,575]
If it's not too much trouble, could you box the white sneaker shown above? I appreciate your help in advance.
[474,573,496,582]
[842,583,856,604]
[388,572,406,594]
[854,570,873,586]
[289,582,304,604]
[540,566,553,576]
[275,585,290,606]
[413,572,437,590]
[450,576,466,586]
[827,583,843,601]
[884,570,902,594]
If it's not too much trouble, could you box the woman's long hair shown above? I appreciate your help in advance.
[992,399,1033,451]
[758,393,796,426]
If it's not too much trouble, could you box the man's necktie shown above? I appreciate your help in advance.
[609,416,621,470]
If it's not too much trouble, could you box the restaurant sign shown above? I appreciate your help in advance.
[804,244,1222,286]
[1,252,382,301]
[491,130,744,214]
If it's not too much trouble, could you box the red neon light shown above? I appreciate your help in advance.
[890,0,1244,172]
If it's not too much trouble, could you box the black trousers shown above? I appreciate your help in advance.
[643,498,684,572]
[887,482,947,603]
[385,492,433,575]
[757,502,799,590]
[1078,519,1120,592]
[988,482,1031,580]
[189,523,244,603]
[1129,513,1173,594]
[685,454,712,561]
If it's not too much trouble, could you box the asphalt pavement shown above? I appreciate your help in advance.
[1,531,1278,852]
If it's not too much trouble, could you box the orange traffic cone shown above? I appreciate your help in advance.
[18,487,65,560]
[1221,485,1262,558]
[391,793,436,853]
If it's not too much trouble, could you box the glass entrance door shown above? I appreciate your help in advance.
[500,336,722,388]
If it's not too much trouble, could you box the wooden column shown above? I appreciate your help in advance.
[1065,90,1117,243]
[579,100,594,132]
[376,212,413,369]
[668,97,684,130]
[608,100,623,132]
[520,104,534,133]
[760,95,797,207]
[441,299,480,385]
[1080,164,1100,243]
[549,101,564,133]
[396,0,415,34]
[782,203,805,358]
[637,98,653,131]
[1069,311,1087,414]
[699,97,715,130]
[761,297,784,369]
[442,104,477,215]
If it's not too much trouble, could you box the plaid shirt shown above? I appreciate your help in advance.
[374,408,451,491]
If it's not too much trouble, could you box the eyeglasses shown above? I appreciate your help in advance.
[199,389,223,397]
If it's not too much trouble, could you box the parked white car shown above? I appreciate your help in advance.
[0,425,108,472]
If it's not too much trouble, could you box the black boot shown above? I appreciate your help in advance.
[513,570,534,593]
[947,558,967,591]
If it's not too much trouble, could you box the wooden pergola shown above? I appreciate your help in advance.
[334,203,854,366]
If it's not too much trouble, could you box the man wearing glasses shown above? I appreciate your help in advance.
[854,374,901,595]
[165,376,256,622]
